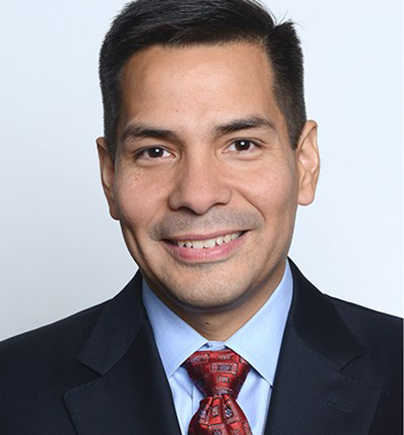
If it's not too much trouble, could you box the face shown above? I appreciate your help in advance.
[98,42,319,319]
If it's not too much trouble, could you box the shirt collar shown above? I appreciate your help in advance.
[142,284,206,378]
[142,261,293,386]
[225,262,293,385]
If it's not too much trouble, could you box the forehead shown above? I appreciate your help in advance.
[118,42,284,136]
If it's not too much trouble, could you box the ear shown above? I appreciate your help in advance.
[296,120,320,206]
[96,137,119,220]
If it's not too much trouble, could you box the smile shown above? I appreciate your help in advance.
[163,230,247,263]
[174,232,243,249]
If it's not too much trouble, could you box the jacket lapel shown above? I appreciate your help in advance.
[264,261,381,435]
[63,273,181,435]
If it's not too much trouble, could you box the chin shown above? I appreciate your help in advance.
[159,278,252,312]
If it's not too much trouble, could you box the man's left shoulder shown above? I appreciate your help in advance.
[327,294,402,363]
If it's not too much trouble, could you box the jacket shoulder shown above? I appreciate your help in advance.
[328,295,403,346]
[0,301,107,371]
[327,295,402,386]
[328,296,403,432]
[0,301,111,433]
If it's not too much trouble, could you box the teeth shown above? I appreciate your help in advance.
[175,232,242,249]
[203,239,216,249]
[192,240,204,249]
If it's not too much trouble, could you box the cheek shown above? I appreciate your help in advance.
[238,163,299,221]
[114,172,169,234]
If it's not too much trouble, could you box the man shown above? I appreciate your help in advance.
[0,0,402,434]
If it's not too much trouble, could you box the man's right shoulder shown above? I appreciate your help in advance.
[0,301,108,369]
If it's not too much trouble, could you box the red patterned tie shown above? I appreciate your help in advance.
[185,349,253,435]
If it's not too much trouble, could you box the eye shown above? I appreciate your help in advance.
[136,147,172,159]
[227,139,258,152]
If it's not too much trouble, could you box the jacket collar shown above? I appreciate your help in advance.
[64,271,182,435]
[288,259,363,370]
[264,260,381,435]
[76,273,146,375]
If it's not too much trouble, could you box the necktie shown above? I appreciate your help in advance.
[185,349,253,435]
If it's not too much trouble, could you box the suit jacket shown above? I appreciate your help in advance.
[0,261,402,435]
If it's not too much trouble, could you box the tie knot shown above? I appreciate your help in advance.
[185,349,250,399]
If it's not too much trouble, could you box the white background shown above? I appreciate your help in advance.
[0,0,402,341]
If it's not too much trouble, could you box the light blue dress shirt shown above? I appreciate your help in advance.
[142,262,293,435]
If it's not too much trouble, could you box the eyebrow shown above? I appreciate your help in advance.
[121,115,277,144]
[121,124,181,144]
[214,116,277,136]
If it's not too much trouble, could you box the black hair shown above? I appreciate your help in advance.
[99,0,306,157]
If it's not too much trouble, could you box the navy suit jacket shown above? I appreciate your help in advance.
[0,261,402,434]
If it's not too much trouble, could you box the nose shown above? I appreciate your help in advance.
[168,155,232,215]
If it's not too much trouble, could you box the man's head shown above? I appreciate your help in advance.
[97,0,319,338]
[99,0,306,159]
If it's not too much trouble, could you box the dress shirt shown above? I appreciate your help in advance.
[142,261,293,435]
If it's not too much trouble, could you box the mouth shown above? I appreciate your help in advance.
[162,230,246,263]
[170,231,244,249]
